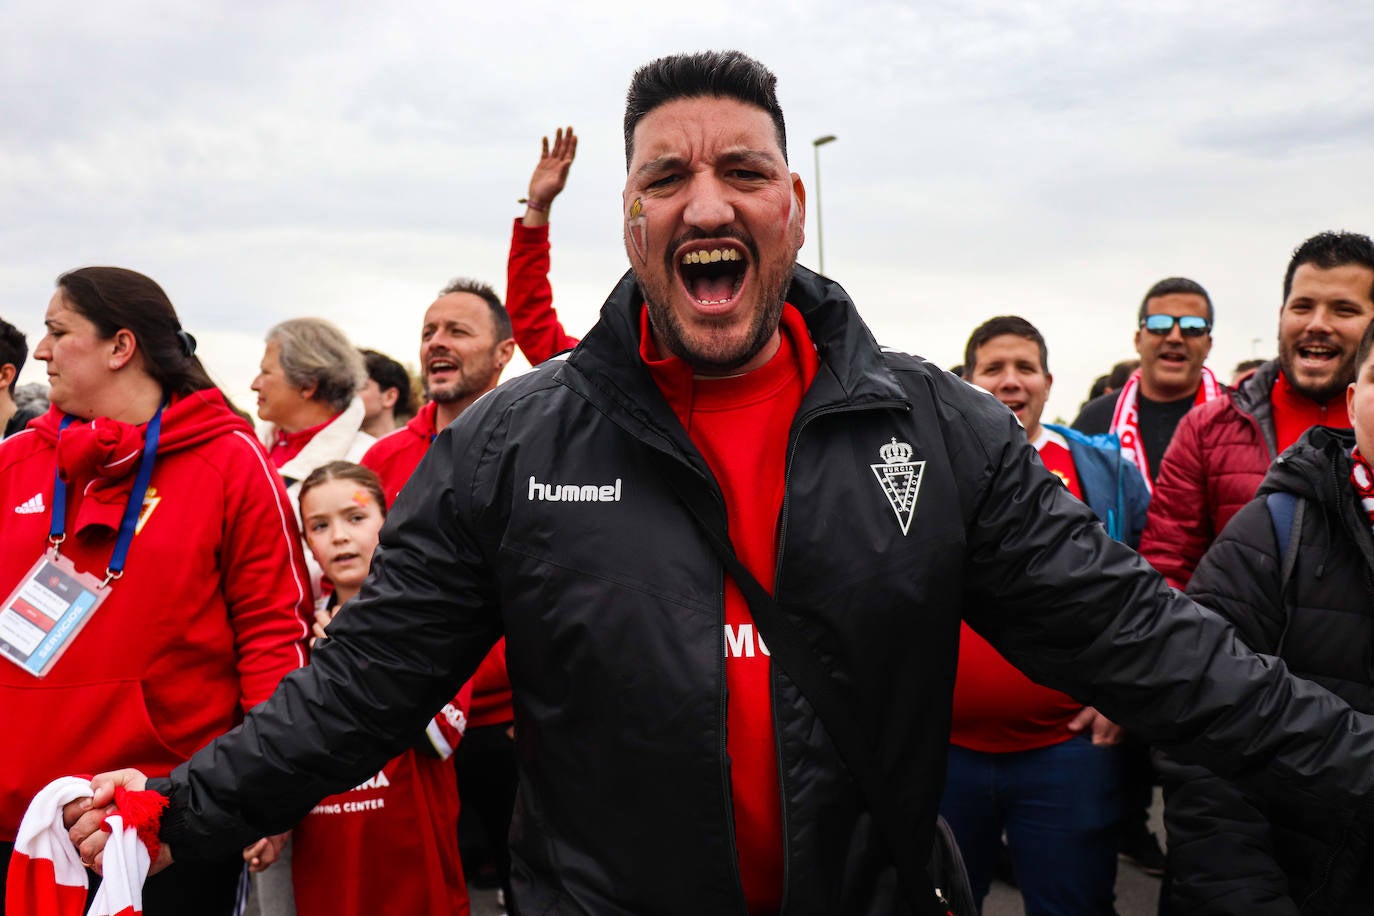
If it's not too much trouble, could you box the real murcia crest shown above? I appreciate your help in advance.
[870,438,924,536]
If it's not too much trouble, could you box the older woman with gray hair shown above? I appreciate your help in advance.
[252,317,374,484]
[244,317,374,916]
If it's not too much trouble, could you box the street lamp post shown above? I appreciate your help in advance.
[812,134,837,276]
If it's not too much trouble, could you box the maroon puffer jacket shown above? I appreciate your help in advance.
[1139,361,1278,589]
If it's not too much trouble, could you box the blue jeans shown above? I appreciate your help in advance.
[941,737,1122,916]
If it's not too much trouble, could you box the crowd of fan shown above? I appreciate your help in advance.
[4,102,1374,916]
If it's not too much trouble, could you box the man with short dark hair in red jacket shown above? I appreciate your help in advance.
[1140,231,1374,590]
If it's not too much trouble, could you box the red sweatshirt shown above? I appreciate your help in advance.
[642,303,819,915]
[362,401,439,506]
[1273,370,1350,454]
[293,615,473,916]
[0,390,312,841]
[507,218,580,365]
[950,428,1088,752]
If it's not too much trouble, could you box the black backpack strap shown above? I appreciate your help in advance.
[1265,492,1305,596]
[1265,491,1305,654]
[663,468,936,911]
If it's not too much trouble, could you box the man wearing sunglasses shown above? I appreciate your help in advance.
[1072,279,1229,879]
[1141,231,1374,591]
[1072,277,1225,492]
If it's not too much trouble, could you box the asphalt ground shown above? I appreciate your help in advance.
[470,790,1167,915]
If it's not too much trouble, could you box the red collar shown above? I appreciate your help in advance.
[638,303,819,431]
[269,416,333,467]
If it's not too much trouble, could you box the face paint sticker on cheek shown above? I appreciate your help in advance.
[627,197,648,264]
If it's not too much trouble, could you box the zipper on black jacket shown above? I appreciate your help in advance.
[715,556,749,913]
[770,397,909,910]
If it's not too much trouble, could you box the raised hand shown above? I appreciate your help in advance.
[524,126,578,224]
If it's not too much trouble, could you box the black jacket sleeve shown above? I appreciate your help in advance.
[152,398,507,857]
[949,392,1374,822]
[1157,497,1296,913]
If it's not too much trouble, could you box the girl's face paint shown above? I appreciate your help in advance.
[627,197,648,264]
[301,479,385,596]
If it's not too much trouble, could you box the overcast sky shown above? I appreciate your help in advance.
[4,0,1372,423]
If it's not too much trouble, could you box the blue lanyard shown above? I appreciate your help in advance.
[48,405,164,586]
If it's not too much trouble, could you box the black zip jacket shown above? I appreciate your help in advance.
[153,268,1374,915]
[1165,426,1374,915]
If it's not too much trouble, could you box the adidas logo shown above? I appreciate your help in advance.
[14,493,44,515]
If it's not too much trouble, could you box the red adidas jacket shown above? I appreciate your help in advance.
[0,390,312,841]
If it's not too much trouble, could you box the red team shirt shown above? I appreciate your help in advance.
[642,303,819,915]
[292,685,473,916]
[949,428,1088,753]
[1272,370,1350,454]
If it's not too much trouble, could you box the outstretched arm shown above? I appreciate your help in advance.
[509,127,582,364]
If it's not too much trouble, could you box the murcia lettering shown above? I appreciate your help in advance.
[870,438,924,536]
[724,623,770,658]
[528,476,622,502]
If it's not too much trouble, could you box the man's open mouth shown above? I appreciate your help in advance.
[678,245,748,305]
[427,357,458,376]
[1297,343,1339,364]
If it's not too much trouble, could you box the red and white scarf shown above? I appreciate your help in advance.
[6,776,166,916]
[1109,366,1225,492]
[1351,448,1374,532]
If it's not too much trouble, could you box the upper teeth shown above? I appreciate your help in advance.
[681,248,742,265]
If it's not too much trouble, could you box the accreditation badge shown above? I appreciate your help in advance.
[0,551,111,677]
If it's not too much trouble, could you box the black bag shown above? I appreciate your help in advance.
[929,816,977,916]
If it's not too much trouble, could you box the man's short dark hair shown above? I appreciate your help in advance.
[438,278,513,342]
[963,316,1049,377]
[1283,231,1374,305]
[623,51,788,168]
[1138,278,1213,325]
[0,317,28,395]
[360,348,416,419]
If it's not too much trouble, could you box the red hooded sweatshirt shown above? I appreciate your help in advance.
[0,389,313,841]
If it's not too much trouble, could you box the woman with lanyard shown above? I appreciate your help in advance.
[0,267,313,913]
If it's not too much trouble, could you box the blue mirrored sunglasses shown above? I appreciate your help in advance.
[1141,314,1211,337]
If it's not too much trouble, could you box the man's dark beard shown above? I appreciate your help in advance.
[638,229,794,374]
[424,353,497,404]
[1280,338,1357,403]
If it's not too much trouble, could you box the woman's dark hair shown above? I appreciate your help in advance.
[56,267,219,399]
[298,460,389,518]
